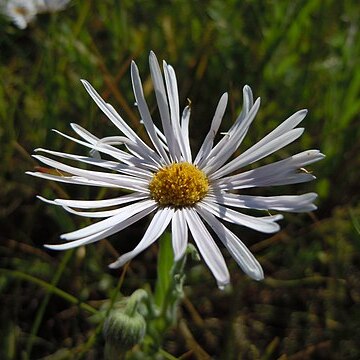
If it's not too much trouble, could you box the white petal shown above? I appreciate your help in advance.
[197,208,264,280]
[202,97,261,175]
[231,109,307,168]
[151,123,169,152]
[73,126,161,167]
[27,171,121,188]
[109,206,174,268]
[195,93,228,167]
[38,196,145,218]
[60,199,157,241]
[35,148,153,179]
[131,61,171,164]
[259,173,316,186]
[36,0,70,12]
[70,123,160,167]
[62,205,133,218]
[149,52,179,161]
[5,1,36,29]
[243,109,307,153]
[32,155,149,192]
[45,205,156,251]
[51,129,136,166]
[164,63,180,121]
[214,150,325,190]
[70,122,101,143]
[80,81,160,165]
[216,173,316,191]
[241,85,254,112]
[208,192,318,213]
[171,209,188,261]
[106,103,163,164]
[71,123,138,160]
[40,192,148,209]
[202,85,254,169]
[212,127,305,179]
[184,208,230,288]
[163,61,191,162]
[198,201,282,234]
[81,79,139,142]
[180,105,192,161]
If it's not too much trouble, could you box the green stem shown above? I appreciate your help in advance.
[158,348,180,360]
[145,233,187,354]
[125,289,148,317]
[2,250,98,359]
[0,268,98,315]
[74,263,129,359]
[19,250,80,359]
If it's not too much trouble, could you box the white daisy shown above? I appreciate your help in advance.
[2,0,37,29]
[28,52,324,288]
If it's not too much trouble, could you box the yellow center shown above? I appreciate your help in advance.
[149,162,209,207]
[14,6,28,16]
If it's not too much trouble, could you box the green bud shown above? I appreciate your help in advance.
[186,243,201,261]
[103,290,148,357]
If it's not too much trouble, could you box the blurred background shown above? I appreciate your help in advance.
[1,0,360,359]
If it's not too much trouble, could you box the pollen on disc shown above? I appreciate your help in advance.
[149,162,209,206]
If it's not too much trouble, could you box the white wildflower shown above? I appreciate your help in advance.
[28,52,324,288]
[1,0,70,28]
[1,0,37,29]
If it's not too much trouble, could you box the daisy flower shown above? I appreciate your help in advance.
[1,0,37,29]
[0,0,70,29]
[28,52,324,288]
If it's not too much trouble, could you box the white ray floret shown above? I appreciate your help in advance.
[29,52,324,288]
[171,209,188,262]
[109,207,175,269]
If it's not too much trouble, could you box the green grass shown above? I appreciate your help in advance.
[1,0,360,359]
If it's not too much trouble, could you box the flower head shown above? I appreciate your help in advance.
[28,52,324,288]
[1,0,37,29]
[1,0,70,28]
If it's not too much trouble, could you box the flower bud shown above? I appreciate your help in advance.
[103,290,147,357]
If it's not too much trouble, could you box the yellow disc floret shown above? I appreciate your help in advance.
[149,162,209,207]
